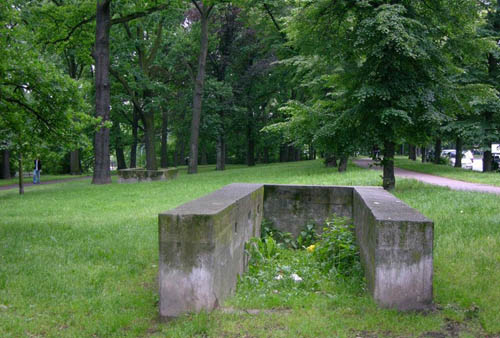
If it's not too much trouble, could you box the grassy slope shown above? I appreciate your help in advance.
[394,157,500,187]
[0,160,498,337]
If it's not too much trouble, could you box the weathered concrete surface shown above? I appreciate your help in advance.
[158,183,264,318]
[117,168,178,183]
[263,184,353,237]
[353,187,434,310]
[158,183,434,317]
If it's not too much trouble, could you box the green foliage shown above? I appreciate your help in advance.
[296,223,317,249]
[313,216,362,278]
[261,219,296,249]
[246,236,279,264]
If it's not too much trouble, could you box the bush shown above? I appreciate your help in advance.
[312,216,362,277]
[297,223,318,249]
[261,219,296,249]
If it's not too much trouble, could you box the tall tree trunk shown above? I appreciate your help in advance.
[279,144,287,162]
[111,121,127,170]
[383,141,396,190]
[247,123,255,166]
[455,137,463,168]
[1,150,11,179]
[92,0,112,184]
[201,148,208,165]
[338,155,348,172]
[483,147,493,172]
[421,147,427,163]
[130,109,139,168]
[216,134,225,170]
[188,4,211,174]
[434,138,442,164]
[18,153,24,195]
[287,145,294,162]
[161,110,169,168]
[70,150,82,174]
[116,147,126,170]
[263,146,270,164]
[142,112,157,170]
[409,144,416,161]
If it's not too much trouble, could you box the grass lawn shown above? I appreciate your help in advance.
[0,174,89,187]
[0,160,499,337]
[394,157,500,187]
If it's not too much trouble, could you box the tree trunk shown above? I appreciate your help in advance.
[279,144,287,162]
[201,148,208,165]
[70,150,82,174]
[421,147,427,163]
[483,149,493,172]
[188,4,211,174]
[263,147,270,164]
[338,156,348,172]
[287,145,294,162]
[92,0,112,184]
[161,110,169,168]
[111,121,127,170]
[409,144,416,161]
[142,112,157,170]
[455,137,463,168]
[382,141,396,190]
[434,138,442,164]
[130,109,139,168]
[247,123,255,166]
[18,153,24,195]
[1,150,11,179]
[216,134,225,170]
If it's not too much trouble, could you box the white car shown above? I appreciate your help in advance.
[444,150,474,170]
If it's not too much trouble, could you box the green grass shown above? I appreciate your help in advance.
[0,173,89,187]
[394,157,500,187]
[0,160,499,337]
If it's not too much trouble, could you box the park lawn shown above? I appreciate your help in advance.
[0,160,499,337]
[394,157,500,187]
[0,173,89,187]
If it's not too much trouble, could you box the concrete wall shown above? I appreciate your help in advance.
[118,168,178,183]
[158,183,434,318]
[263,184,353,237]
[352,187,434,310]
[158,183,264,318]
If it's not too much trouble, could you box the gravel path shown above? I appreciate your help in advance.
[354,159,500,195]
[0,176,91,191]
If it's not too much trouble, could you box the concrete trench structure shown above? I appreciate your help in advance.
[117,168,178,183]
[158,183,433,318]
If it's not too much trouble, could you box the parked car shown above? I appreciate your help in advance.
[442,149,474,170]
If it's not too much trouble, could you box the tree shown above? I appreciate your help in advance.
[188,1,215,174]
[286,1,483,189]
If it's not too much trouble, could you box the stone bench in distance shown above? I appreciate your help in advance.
[158,184,433,319]
[117,168,178,183]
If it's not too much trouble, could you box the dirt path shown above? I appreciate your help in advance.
[354,159,500,195]
[0,176,91,191]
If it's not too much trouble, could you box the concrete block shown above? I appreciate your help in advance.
[118,168,178,183]
[158,183,264,318]
[353,187,433,310]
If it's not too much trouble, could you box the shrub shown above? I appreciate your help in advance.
[296,223,318,249]
[312,216,362,277]
[246,236,279,264]
[261,219,296,249]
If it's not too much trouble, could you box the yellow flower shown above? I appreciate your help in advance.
[306,244,316,253]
